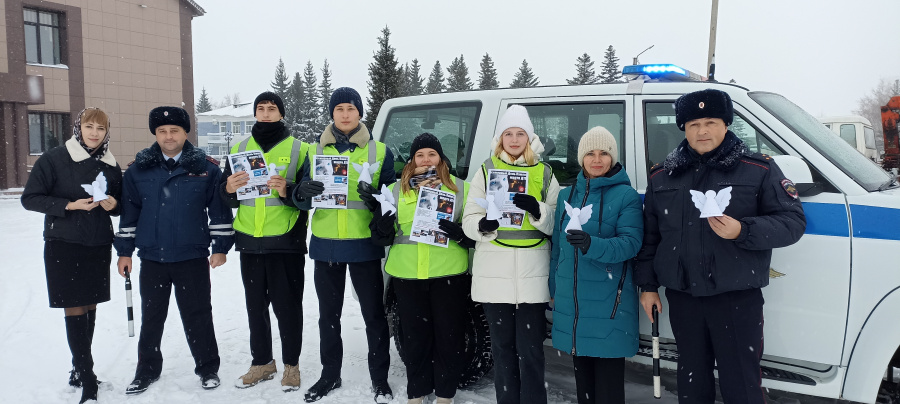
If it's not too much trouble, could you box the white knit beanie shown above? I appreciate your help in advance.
[494,105,536,142]
[578,126,618,168]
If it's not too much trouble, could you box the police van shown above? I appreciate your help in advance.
[369,64,900,403]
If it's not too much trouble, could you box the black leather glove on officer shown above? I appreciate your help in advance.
[358,181,380,212]
[513,193,542,220]
[478,217,500,233]
[296,180,325,200]
[372,209,396,235]
[566,229,591,254]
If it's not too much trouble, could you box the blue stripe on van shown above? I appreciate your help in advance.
[850,204,900,241]
[803,202,849,238]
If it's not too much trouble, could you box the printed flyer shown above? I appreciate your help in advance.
[311,155,350,209]
[486,169,529,229]
[409,186,456,248]
[228,150,272,200]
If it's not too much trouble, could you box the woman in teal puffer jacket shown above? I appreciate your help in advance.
[549,126,643,404]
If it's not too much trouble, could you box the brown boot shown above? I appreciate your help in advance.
[435,397,453,404]
[234,360,277,388]
[281,364,301,392]
[407,397,424,404]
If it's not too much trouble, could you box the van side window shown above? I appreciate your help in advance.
[644,102,783,170]
[381,102,481,179]
[864,126,876,149]
[524,102,626,186]
[839,124,857,147]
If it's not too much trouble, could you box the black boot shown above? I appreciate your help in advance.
[70,309,102,390]
[65,314,97,403]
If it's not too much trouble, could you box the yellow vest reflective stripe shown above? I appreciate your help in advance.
[483,156,552,248]
[384,177,470,279]
[231,137,308,238]
[310,140,386,240]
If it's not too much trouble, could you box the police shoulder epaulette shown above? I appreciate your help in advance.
[127,160,135,167]
[206,156,220,166]
[649,162,664,173]
[744,152,774,164]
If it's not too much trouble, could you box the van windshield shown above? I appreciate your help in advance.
[750,92,892,192]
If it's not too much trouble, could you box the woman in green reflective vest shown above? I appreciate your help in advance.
[462,105,560,404]
[370,133,474,404]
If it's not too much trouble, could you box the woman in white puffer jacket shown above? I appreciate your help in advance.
[463,105,560,404]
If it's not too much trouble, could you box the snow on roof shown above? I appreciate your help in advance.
[181,0,205,16]
[198,103,254,118]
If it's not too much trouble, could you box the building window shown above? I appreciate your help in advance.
[24,8,62,65]
[245,121,254,133]
[29,113,68,154]
[219,122,227,133]
[232,122,242,134]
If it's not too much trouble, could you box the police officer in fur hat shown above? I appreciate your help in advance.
[634,89,806,403]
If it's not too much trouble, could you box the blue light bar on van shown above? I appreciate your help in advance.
[622,64,702,82]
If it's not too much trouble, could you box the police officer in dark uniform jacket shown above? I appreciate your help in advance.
[634,89,806,403]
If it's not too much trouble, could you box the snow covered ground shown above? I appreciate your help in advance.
[0,198,834,403]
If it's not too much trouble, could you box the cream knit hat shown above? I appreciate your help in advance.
[578,126,618,168]
[494,105,536,142]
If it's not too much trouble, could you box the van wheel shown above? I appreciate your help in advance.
[385,285,494,388]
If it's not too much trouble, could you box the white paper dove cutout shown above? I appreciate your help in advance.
[81,172,108,202]
[352,161,381,185]
[474,194,502,221]
[372,184,396,216]
[689,186,732,218]
[563,201,594,232]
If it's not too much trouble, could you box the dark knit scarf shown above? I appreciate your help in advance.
[409,166,441,190]
[73,108,110,160]
[251,121,288,152]
[663,131,750,176]
[332,124,361,145]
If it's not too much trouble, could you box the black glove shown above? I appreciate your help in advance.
[372,209,396,235]
[439,219,466,241]
[513,193,541,220]
[478,217,500,233]
[357,181,379,212]
[296,180,325,200]
[566,229,591,254]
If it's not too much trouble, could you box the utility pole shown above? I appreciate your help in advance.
[707,0,719,81]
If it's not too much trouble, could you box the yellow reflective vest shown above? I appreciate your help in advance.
[384,177,470,279]
[482,156,552,248]
[231,136,308,238]
[309,140,386,240]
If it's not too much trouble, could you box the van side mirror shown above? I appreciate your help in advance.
[770,155,821,197]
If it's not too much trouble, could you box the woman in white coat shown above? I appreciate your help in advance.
[463,105,560,404]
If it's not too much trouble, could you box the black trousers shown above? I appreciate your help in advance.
[482,303,548,404]
[136,257,219,378]
[666,288,766,404]
[240,252,305,366]
[393,274,470,399]
[314,259,390,381]
[572,356,625,404]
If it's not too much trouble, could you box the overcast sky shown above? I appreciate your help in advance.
[191,0,900,118]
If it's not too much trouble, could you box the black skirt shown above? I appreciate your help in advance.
[44,240,112,308]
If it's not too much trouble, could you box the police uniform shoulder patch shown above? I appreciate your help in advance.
[781,179,799,199]
[206,156,220,166]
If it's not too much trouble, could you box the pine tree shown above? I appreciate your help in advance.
[271,58,291,101]
[425,60,445,94]
[318,59,333,132]
[446,55,473,92]
[196,87,212,113]
[286,72,305,137]
[364,26,403,130]
[509,59,539,88]
[398,63,412,96]
[295,61,320,142]
[567,53,599,85]
[478,53,499,90]
[599,45,623,83]
[407,59,425,95]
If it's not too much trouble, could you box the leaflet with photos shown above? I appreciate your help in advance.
[312,155,350,209]
[487,169,528,229]
[228,150,272,200]
[409,186,456,248]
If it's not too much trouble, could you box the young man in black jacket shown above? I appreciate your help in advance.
[115,106,234,395]
[635,89,806,403]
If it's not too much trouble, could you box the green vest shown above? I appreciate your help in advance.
[482,156,552,248]
[310,140,386,240]
[231,136,308,238]
[384,177,470,279]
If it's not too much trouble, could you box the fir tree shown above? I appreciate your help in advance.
[567,53,599,85]
[296,61,320,142]
[509,59,539,88]
[407,59,425,95]
[364,26,403,130]
[478,53,499,90]
[446,55,473,92]
[425,60,445,94]
[196,87,212,113]
[286,72,305,137]
[599,45,623,83]
[271,58,291,101]
[318,59,333,132]
[399,63,412,96]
